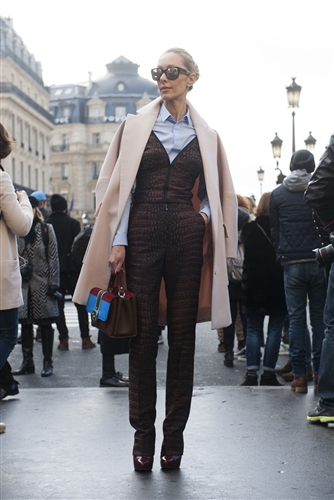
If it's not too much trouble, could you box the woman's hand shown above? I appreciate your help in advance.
[108,245,126,275]
[16,190,27,200]
[199,212,208,226]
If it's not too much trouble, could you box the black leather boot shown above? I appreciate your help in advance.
[100,354,128,387]
[13,325,35,375]
[41,325,54,377]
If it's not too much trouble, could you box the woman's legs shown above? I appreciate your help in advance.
[41,324,54,377]
[263,313,287,371]
[13,323,35,375]
[126,204,204,457]
[0,308,18,370]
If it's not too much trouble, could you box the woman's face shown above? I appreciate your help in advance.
[156,52,196,103]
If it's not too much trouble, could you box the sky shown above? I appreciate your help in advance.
[2,0,334,201]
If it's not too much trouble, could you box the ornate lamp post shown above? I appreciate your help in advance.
[257,166,265,197]
[304,132,317,152]
[286,77,302,153]
[270,132,286,184]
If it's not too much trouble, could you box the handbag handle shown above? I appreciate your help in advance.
[108,270,126,298]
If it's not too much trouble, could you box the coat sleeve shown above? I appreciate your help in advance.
[0,171,33,236]
[47,224,60,288]
[95,120,126,210]
[217,134,238,258]
[269,191,280,252]
[304,134,334,233]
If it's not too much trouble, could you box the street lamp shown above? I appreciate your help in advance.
[257,166,265,197]
[271,133,283,168]
[286,77,302,153]
[270,132,285,184]
[304,132,317,152]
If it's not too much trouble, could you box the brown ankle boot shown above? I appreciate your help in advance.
[82,336,96,349]
[57,337,69,350]
[291,376,308,393]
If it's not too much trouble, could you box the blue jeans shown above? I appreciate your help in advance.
[246,313,286,371]
[284,262,327,376]
[318,263,334,410]
[0,308,18,370]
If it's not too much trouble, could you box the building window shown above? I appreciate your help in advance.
[11,114,15,140]
[92,162,100,179]
[27,125,31,151]
[34,129,38,155]
[92,191,96,211]
[92,133,100,144]
[41,134,45,158]
[62,106,71,118]
[117,82,125,92]
[20,119,24,147]
[35,169,38,189]
[20,161,24,184]
[115,107,126,122]
[92,107,101,122]
[12,158,15,182]
[28,165,31,187]
[61,163,69,180]
[42,171,45,192]
[62,134,69,151]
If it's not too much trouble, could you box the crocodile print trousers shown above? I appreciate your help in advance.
[126,202,206,457]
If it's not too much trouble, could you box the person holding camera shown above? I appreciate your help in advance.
[13,196,59,377]
[305,133,334,423]
[270,150,327,394]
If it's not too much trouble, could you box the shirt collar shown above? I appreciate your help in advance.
[159,103,193,126]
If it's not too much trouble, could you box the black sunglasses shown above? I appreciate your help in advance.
[151,66,191,81]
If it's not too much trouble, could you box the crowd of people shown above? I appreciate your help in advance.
[0,48,333,470]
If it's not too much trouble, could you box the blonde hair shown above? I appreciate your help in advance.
[163,48,200,91]
[256,192,271,217]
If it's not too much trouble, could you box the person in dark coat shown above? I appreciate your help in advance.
[46,194,95,350]
[270,150,327,393]
[240,192,287,386]
[13,196,59,377]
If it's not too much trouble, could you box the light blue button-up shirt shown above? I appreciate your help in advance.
[112,104,211,246]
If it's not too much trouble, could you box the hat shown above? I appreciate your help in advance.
[289,150,315,173]
[31,190,47,201]
[28,196,39,208]
[50,194,67,212]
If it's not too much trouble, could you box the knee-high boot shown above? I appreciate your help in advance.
[13,325,35,375]
[41,325,54,377]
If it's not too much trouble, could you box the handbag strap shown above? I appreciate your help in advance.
[256,223,274,247]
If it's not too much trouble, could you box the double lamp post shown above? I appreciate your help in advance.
[257,77,317,197]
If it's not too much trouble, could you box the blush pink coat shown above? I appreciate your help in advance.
[73,97,237,329]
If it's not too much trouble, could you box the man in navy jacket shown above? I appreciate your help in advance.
[270,150,327,393]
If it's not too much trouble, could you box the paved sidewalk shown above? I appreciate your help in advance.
[1,385,333,500]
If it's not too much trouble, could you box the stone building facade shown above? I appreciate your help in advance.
[0,16,54,193]
[49,56,159,223]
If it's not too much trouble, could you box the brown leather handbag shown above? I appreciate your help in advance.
[86,271,138,338]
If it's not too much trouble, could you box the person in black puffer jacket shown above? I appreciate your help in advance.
[270,150,327,394]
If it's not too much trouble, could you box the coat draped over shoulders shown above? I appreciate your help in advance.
[73,97,237,329]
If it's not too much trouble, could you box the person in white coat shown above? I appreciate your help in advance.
[0,123,33,400]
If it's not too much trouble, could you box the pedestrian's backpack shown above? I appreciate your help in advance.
[70,225,93,271]
[226,243,244,283]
